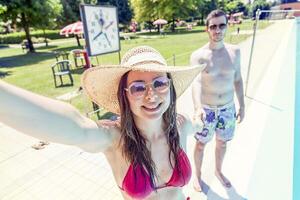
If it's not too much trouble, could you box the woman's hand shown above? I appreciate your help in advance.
[193,107,206,123]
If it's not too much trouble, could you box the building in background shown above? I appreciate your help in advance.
[271,2,300,17]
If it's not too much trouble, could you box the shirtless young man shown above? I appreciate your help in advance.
[190,10,245,191]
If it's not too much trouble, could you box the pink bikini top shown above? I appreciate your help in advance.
[119,149,191,199]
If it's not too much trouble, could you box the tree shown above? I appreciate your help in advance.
[35,1,62,46]
[131,0,195,32]
[58,0,97,26]
[131,0,157,31]
[98,0,133,25]
[224,0,246,14]
[0,4,6,15]
[158,0,195,31]
[193,0,218,25]
[131,0,157,22]
[249,0,270,19]
[0,0,62,52]
[58,0,82,26]
[59,0,133,28]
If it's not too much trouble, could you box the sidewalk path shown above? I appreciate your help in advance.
[0,20,296,200]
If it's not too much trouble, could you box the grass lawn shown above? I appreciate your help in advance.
[0,20,270,119]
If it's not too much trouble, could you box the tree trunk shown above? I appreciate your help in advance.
[201,13,204,25]
[75,35,81,47]
[21,13,34,52]
[43,29,48,47]
[148,21,152,33]
[172,17,175,32]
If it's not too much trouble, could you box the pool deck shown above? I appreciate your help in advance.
[0,20,296,200]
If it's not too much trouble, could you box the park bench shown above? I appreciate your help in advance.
[55,51,69,62]
[51,60,73,87]
[70,49,85,68]
[21,41,29,52]
[123,35,131,40]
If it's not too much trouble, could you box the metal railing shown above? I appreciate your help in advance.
[245,9,300,97]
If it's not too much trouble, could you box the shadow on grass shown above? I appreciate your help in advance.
[137,28,206,36]
[0,51,55,68]
[70,68,85,75]
[39,46,82,53]
[0,44,9,49]
[0,44,85,68]
[36,45,59,50]
[54,46,84,53]
[0,70,12,78]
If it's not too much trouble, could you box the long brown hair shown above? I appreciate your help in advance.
[117,71,181,189]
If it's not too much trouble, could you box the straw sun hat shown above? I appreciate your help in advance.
[81,46,204,114]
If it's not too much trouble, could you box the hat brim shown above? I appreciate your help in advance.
[81,64,204,114]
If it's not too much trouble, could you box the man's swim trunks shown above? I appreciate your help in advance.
[194,102,236,143]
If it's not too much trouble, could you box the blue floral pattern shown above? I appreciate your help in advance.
[194,104,236,143]
[205,109,216,123]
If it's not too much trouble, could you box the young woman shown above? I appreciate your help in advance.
[0,46,203,200]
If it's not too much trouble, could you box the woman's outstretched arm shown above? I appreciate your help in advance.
[0,80,118,153]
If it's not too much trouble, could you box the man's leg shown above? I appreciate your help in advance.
[215,139,231,188]
[193,141,206,192]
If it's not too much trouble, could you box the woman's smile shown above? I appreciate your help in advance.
[142,103,163,112]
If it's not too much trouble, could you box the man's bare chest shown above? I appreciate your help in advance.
[201,56,235,78]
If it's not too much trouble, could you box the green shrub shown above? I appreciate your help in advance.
[22,37,51,44]
[0,30,64,44]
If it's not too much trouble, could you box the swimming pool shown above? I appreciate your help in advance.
[293,17,300,200]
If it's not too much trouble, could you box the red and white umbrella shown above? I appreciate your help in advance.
[153,19,168,25]
[60,21,83,37]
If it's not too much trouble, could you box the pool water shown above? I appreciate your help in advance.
[293,17,300,200]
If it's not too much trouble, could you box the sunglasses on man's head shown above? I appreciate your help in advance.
[208,23,227,31]
[125,76,170,98]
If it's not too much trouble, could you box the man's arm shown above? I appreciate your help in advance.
[190,51,205,123]
[192,76,202,112]
[234,48,245,123]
